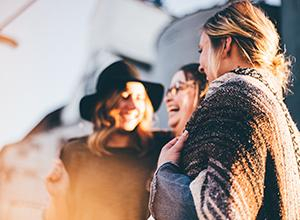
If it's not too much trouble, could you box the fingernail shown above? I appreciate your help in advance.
[183,130,188,136]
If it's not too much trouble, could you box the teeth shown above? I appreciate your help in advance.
[122,112,138,119]
[168,106,179,112]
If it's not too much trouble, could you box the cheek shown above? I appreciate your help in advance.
[199,49,207,64]
[182,98,195,113]
[202,51,217,82]
[109,109,120,121]
[199,52,208,73]
[199,53,205,66]
[178,93,195,113]
[136,102,146,113]
[116,100,124,109]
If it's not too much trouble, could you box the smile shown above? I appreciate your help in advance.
[167,105,180,113]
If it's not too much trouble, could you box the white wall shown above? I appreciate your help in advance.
[0,0,97,147]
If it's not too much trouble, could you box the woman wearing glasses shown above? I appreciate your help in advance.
[147,64,208,220]
[165,63,208,136]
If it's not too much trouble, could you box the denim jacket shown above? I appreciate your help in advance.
[149,162,198,220]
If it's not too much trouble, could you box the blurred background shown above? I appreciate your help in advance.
[1,0,299,219]
[2,0,295,149]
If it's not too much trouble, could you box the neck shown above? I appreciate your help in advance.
[218,43,254,78]
[106,130,135,148]
[218,60,253,78]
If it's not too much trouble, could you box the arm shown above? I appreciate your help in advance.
[44,159,70,220]
[149,133,198,220]
[151,80,269,219]
[45,138,87,220]
[149,162,198,220]
[183,81,268,219]
[152,124,267,220]
[44,196,68,220]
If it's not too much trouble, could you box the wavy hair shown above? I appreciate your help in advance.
[87,74,153,156]
[203,0,292,93]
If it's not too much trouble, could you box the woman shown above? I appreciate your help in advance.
[45,60,170,220]
[148,64,209,220]
[150,1,300,219]
[165,63,208,136]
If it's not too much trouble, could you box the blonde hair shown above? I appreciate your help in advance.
[203,0,292,93]
[87,84,154,156]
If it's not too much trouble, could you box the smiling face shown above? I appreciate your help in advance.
[110,82,147,131]
[165,70,197,136]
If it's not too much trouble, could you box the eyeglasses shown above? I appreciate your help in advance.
[166,81,195,97]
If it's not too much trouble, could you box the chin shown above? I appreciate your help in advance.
[123,122,140,131]
[168,117,178,128]
[122,126,136,132]
[168,124,179,135]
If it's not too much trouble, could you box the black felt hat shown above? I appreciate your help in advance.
[80,61,164,121]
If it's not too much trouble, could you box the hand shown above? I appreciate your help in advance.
[44,159,70,220]
[157,130,188,168]
[45,159,69,199]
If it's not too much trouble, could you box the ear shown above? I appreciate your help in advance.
[221,36,233,58]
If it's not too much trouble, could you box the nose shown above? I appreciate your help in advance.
[125,95,137,110]
[164,92,174,104]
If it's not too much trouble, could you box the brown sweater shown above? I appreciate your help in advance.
[60,131,171,220]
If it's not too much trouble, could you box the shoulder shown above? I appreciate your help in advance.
[63,136,88,150]
[206,68,281,103]
[60,136,89,162]
[186,69,276,135]
[200,70,276,115]
[207,72,256,97]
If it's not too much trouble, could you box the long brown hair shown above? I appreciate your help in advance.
[87,83,154,156]
[203,0,292,93]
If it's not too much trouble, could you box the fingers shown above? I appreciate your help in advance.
[172,130,189,152]
[46,159,64,183]
[45,159,69,197]
[156,131,189,168]
[163,137,179,150]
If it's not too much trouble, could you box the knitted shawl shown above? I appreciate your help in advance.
[181,68,300,219]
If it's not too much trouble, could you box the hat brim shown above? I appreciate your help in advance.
[80,79,164,122]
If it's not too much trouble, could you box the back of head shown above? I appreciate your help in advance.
[203,0,291,93]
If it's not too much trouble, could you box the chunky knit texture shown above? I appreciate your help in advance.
[181,68,300,219]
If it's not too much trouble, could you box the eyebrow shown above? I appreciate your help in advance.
[172,80,188,86]
[179,80,190,83]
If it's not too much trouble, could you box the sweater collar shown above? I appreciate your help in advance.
[230,67,284,100]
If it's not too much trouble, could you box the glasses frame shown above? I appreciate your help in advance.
[165,80,196,97]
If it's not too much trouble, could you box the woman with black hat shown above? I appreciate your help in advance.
[44,60,170,220]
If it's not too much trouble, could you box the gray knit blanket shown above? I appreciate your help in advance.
[181,68,300,219]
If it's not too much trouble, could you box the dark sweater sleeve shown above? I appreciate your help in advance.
[182,80,269,219]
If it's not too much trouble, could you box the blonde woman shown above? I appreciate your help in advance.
[45,61,170,220]
[150,1,300,219]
